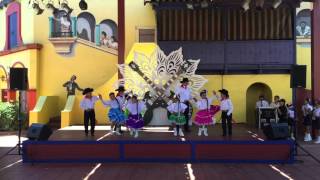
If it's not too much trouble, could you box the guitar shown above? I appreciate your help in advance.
[128,60,192,125]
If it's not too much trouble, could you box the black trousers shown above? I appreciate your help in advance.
[84,110,96,135]
[222,111,232,136]
[183,101,191,132]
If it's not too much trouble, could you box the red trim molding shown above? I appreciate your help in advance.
[5,1,23,50]
[0,44,43,56]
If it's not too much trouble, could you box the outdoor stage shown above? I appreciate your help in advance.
[22,125,294,164]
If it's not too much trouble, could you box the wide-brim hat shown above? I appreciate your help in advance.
[132,94,138,99]
[180,78,189,83]
[115,86,126,92]
[200,90,207,95]
[83,88,94,95]
[219,89,229,96]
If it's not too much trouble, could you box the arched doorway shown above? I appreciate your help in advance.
[0,65,8,96]
[12,61,25,68]
[246,83,272,127]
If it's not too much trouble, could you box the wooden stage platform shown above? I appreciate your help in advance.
[22,125,294,164]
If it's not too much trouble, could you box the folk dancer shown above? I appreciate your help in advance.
[287,104,296,139]
[302,98,313,142]
[99,92,126,135]
[175,78,193,132]
[167,96,187,136]
[193,90,220,136]
[80,88,99,136]
[126,94,145,138]
[214,89,234,136]
[313,99,320,144]
[115,86,127,133]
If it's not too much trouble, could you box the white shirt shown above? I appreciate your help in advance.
[288,109,295,119]
[256,100,269,108]
[313,107,320,118]
[302,104,313,116]
[196,97,214,110]
[101,99,120,109]
[167,102,187,113]
[80,96,99,110]
[220,98,233,116]
[116,95,126,109]
[126,101,145,115]
[270,102,280,108]
[175,86,192,102]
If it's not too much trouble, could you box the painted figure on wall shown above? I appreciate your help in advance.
[52,10,72,37]
[296,21,311,37]
[100,19,118,50]
[100,31,118,50]
[63,75,84,97]
[77,12,96,42]
[296,9,311,37]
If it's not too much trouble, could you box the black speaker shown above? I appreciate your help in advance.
[27,123,52,141]
[263,123,289,140]
[290,65,306,88]
[9,68,28,90]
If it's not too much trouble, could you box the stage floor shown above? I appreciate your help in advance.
[23,124,293,164]
[1,124,320,180]
[51,124,266,142]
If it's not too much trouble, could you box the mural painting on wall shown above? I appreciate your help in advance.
[49,11,118,54]
[99,19,118,50]
[77,12,95,42]
[296,9,311,38]
[52,10,72,37]
[77,12,118,50]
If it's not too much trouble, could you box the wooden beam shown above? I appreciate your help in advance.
[118,0,125,79]
[312,0,320,100]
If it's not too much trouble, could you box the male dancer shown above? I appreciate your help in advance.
[214,89,234,136]
[175,78,192,132]
[80,88,99,136]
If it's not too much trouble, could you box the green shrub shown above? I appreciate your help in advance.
[0,102,21,131]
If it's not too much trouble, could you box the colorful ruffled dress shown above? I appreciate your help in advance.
[101,98,126,124]
[126,101,145,129]
[194,98,220,125]
[167,102,187,125]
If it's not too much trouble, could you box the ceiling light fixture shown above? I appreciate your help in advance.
[273,0,282,9]
[79,0,88,10]
[31,0,44,15]
[60,0,73,14]
[242,0,251,12]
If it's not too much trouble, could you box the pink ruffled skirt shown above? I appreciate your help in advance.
[194,105,220,126]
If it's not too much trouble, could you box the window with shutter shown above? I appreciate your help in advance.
[137,27,156,42]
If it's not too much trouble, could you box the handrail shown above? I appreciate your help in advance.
[76,38,118,56]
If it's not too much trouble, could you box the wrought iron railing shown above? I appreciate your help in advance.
[51,32,73,38]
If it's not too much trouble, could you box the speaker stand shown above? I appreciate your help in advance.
[0,91,23,160]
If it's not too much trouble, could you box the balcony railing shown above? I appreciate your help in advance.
[51,32,73,38]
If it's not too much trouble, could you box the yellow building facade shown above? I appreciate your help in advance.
[0,0,312,127]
